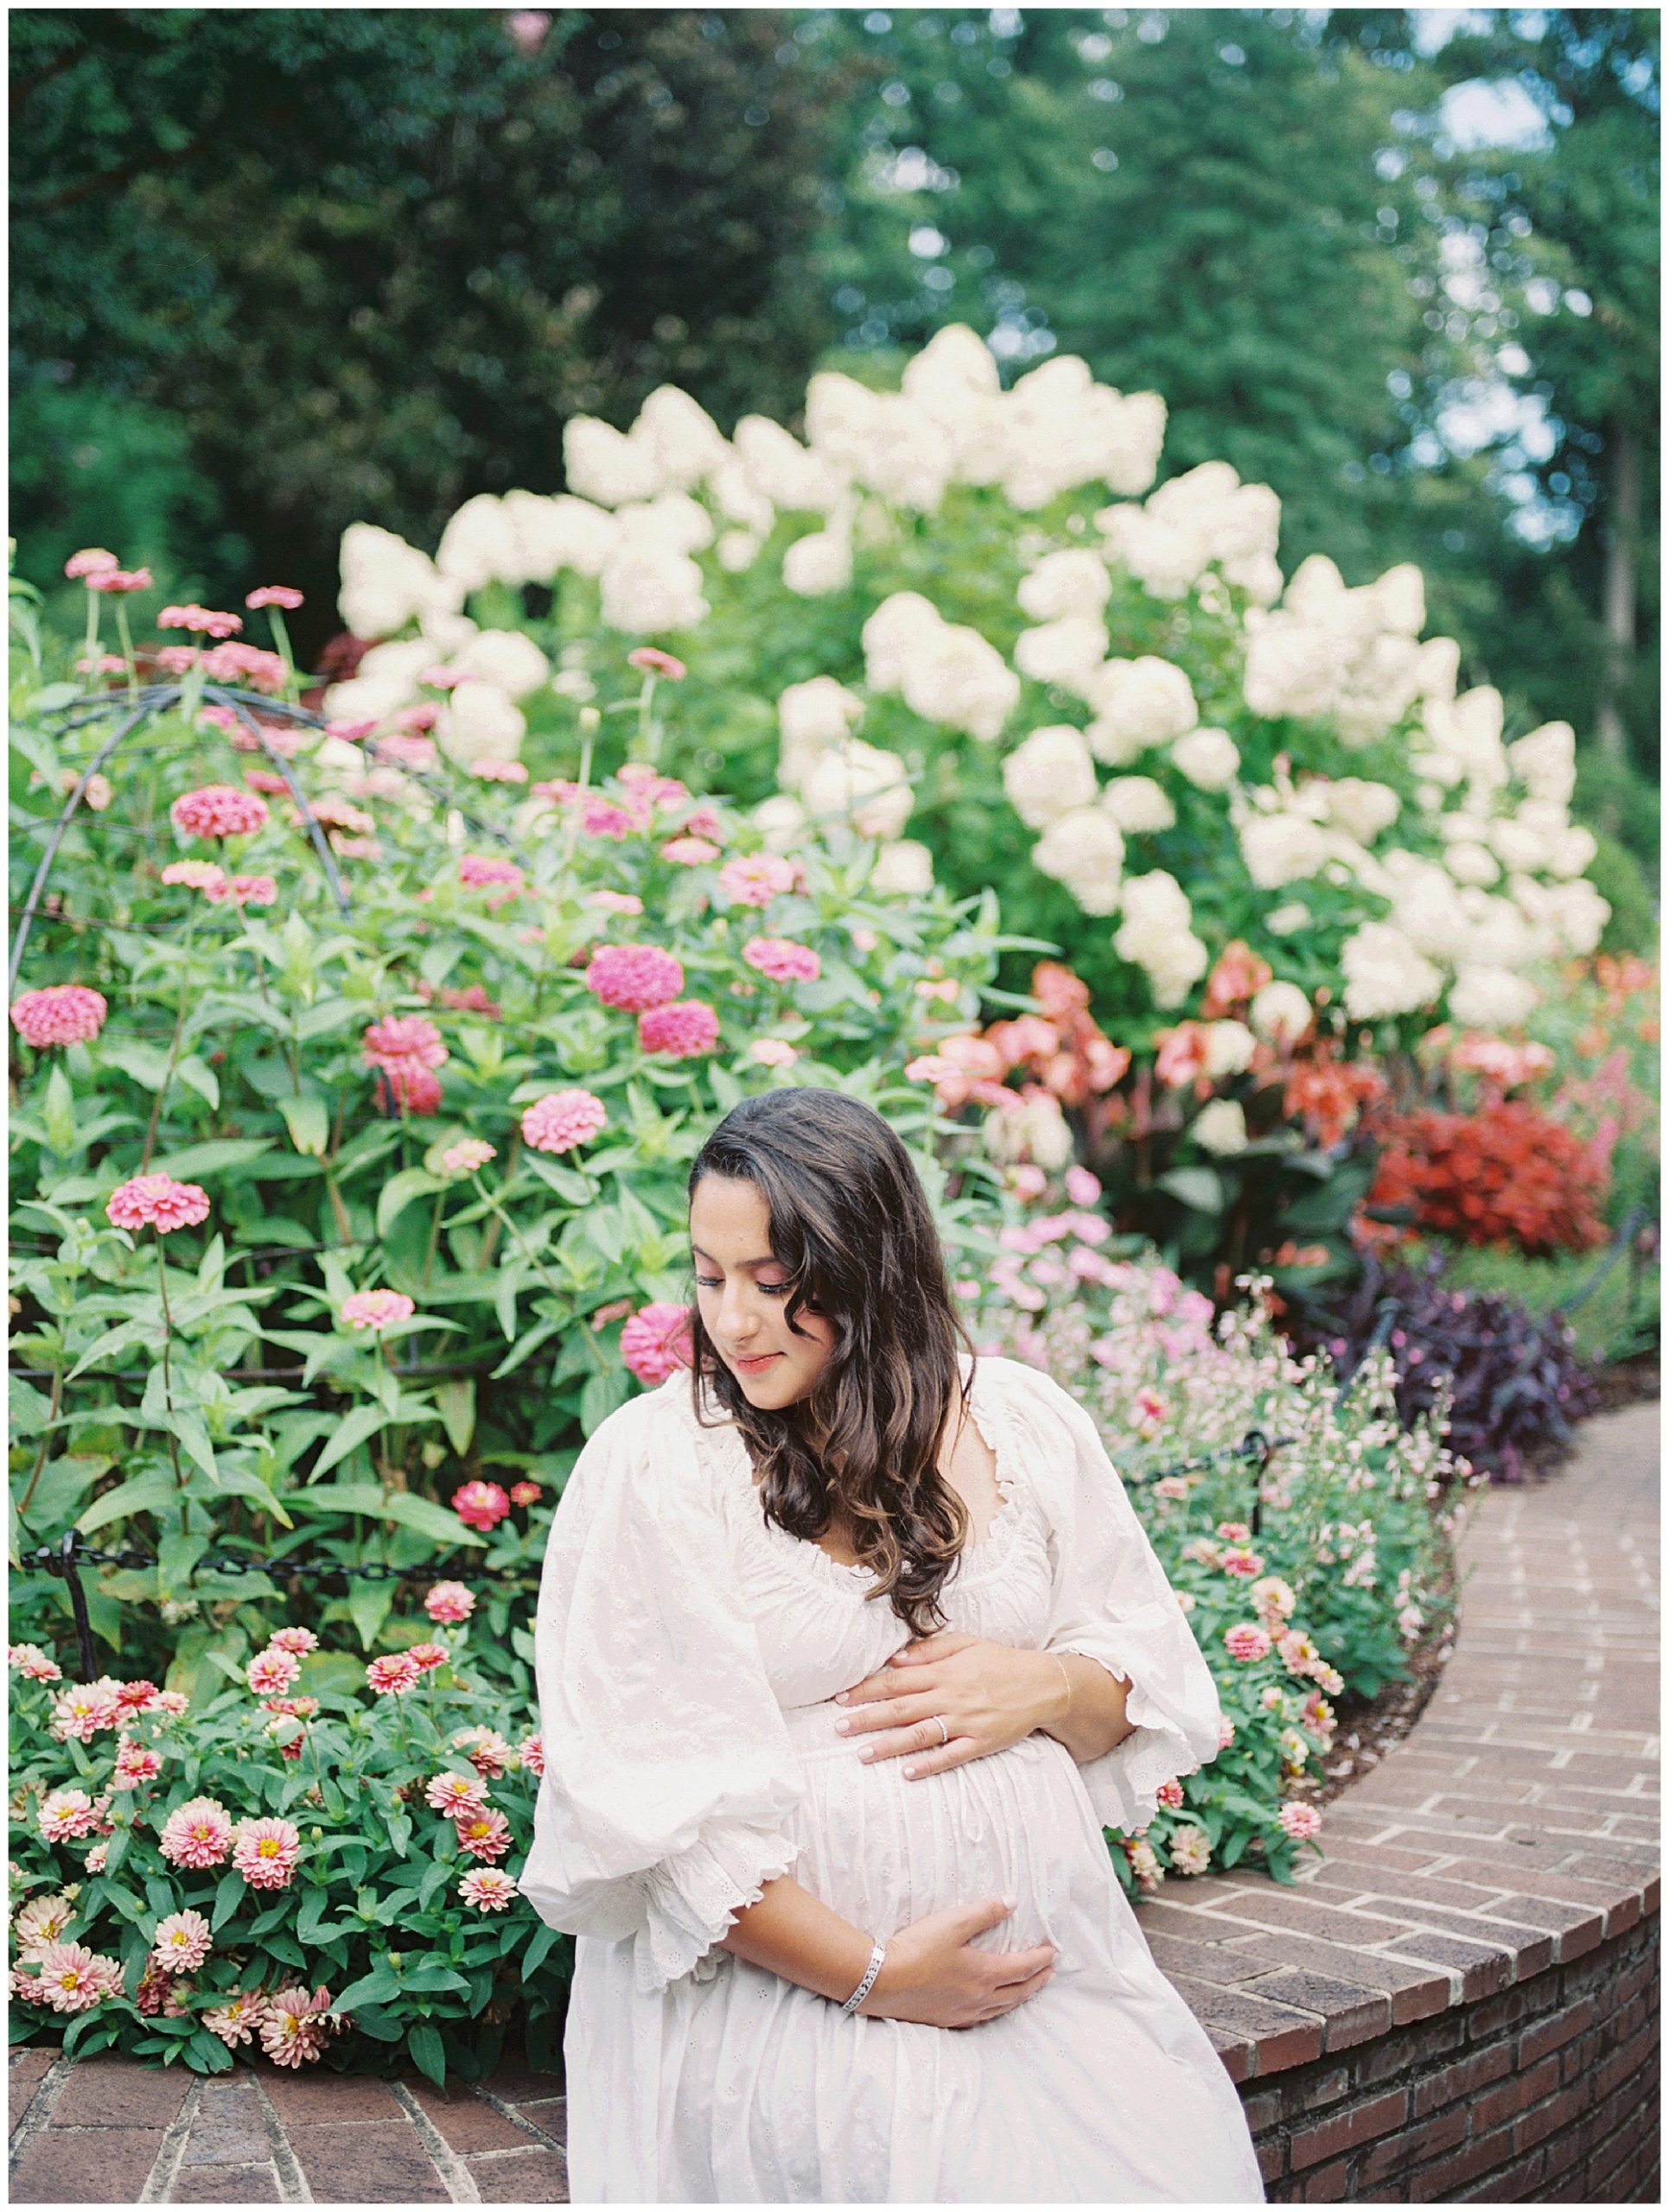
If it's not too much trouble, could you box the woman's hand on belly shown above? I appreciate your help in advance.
[832,1632,1070,1779]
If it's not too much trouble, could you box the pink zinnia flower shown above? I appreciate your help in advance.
[48,1682,119,1743]
[13,1896,75,1959]
[439,1138,496,1179]
[203,1991,267,2048]
[638,1000,719,1058]
[232,1815,302,1890]
[586,889,645,914]
[38,1789,99,1842]
[586,943,685,1012]
[1224,1624,1273,1663]
[8,1644,62,1682]
[170,785,269,838]
[151,1910,213,1974]
[1064,1165,1102,1205]
[620,1301,695,1386]
[1277,1802,1322,1841]
[87,567,152,594]
[260,1694,319,1719]
[470,758,528,783]
[627,646,686,679]
[1218,1716,1237,1751]
[742,936,820,984]
[245,1649,302,1695]
[159,1796,234,1869]
[453,1808,513,1862]
[457,854,525,902]
[377,731,439,771]
[154,1689,190,1717]
[366,1653,422,1695]
[106,1174,211,1235]
[521,1088,607,1154]
[661,836,721,866]
[361,1015,447,1073]
[452,1480,512,1534]
[1155,1779,1185,1811]
[160,603,243,639]
[424,1770,487,1818]
[453,1726,513,1779]
[340,1289,417,1332]
[517,1732,545,1777]
[1220,1547,1265,1579]
[683,805,723,839]
[28,1942,124,2014]
[65,548,120,579]
[376,1064,443,1116]
[111,1738,163,1790]
[245,585,304,610]
[204,873,278,906]
[424,1581,475,1625]
[459,1867,519,1910]
[10,984,108,1048]
[267,1626,318,1656]
[750,1039,799,1068]
[405,1642,449,1672]
[161,860,226,892]
[113,1678,162,1715]
[260,1984,334,2068]
[581,798,637,839]
[509,1480,542,1507]
[720,854,795,907]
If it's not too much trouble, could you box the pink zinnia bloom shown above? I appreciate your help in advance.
[683,805,723,839]
[10,984,108,1048]
[151,1910,213,1974]
[259,1984,335,2068]
[38,1789,99,1842]
[113,1678,162,1715]
[111,1738,163,1790]
[204,873,278,907]
[245,585,304,610]
[459,1868,519,1910]
[340,1289,417,1332]
[267,1626,318,1656]
[581,798,638,839]
[750,1038,799,1068]
[161,860,226,892]
[170,785,269,838]
[377,731,439,771]
[453,1808,513,1862]
[1155,1779,1185,1811]
[1224,1624,1273,1663]
[154,1689,190,1717]
[638,1000,719,1058]
[87,567,152,594]
[8,1643,63,1682]
[376,1064,443,1116]
[48,1682,119,1743]
[627,645,686,679]
[362,1016,448,1074]
[470,758,529,783]
[509,1480,542,1507]
[405,1642,449,1672]
[245,771,290,795]
[742,936,820,984]
[65,548,119,579]
[366,1653,422,1696]
[424,1770,487,1818]
[453,1726,513,1779]
[28,1942,123,2014]
[587,942,686,1012]
[160,603,243,639]
[521,1088,607,1154]
[1218,1716,1237,1750]
[245,1649,302,1695]
[261,1694,319,1719]
[159,1796,234,1869]
[1220,1548,1265,1580]
[1277,1802,1322,1842]
[452,1480,512,1534]
[1064,1165,1103,1205]
[440,1138,496,1177]
[424,1581,475,1625]
[13,1897,75,1959]
[661,836,721,866]
[106,1175,211,1234]
[204,644,290,694]
[720,854,795,907]
[232,1815,302,1890]
[517,1732,545,1777]
[586,889,645,914]
[620,1301,695,1386]
[203,1991,267,2048]
[457,854,525,903]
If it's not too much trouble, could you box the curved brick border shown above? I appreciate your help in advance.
[1139,1399,1660,2202]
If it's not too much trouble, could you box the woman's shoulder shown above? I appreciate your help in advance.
[967,1351,1085,1426]
[581,1370,738,1486]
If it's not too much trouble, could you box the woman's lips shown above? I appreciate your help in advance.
[731,1351,780,1374]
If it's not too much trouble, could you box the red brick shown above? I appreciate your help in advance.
[1203,2024,1252,2082]
[1469,2052,1560,2135]
[1277,2065,1352,2122]
[1161,1975,1324,2075]
[1518,1991,1598,2068]
[1513,2078,1591,2156]
[1410,2040,1513,2120]
[1460,2144,1547,2199]
[10,2049,55,2139]
[1239,2088,1283,2133]
[1287,2088,1408,2173]
[10,2123,165,2202]
[172,2164,281,2202]
[260,2073,406,2127]
[1357,2101,1468,2184]
[288,2118,449,2202]
[1297,2155,1351,2201]
[1415,2120,1519,2197]
[1385,1930,1510,2000]
[469,2145,570,2202]
[48,2058,189,2131]
[1242,1969,1392,2052]
[1256,2138,1286,2184]
[409,2082,534,2156]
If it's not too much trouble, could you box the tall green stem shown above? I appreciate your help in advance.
[155,1238,186,1517]
[141,906,201,1171]
[112,601,139,700]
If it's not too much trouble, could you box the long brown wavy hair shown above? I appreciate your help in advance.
[687,1089,978,1637]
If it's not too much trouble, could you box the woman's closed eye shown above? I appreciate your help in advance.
[694,1273,793,1296]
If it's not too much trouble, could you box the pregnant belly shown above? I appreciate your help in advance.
[779,1700,1122,1963]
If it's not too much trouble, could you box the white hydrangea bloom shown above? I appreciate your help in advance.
[752,792,807,853]
[1508,720,1577,806]
[562,416,662,508]
[1447,964,1540,1029]
[1239,812,1333,890]
[1487,814,1549,873]
[1412,635,1462,704]
[1250,982,1313,1045]
[801,740,914,840]
[732,414,850,512]
[1170,725,1240,791]
[717,530,761,572]
[861,591,943,693]
[1013,615,1110,697]
[436,493,521,593]
[1032,807,1125,915]
[451,629,551,700]
[805,372,956,512]
[1546,823,1598,880]
[985,1089,1076,1170]
[613,493,713,558]
[1202,1020,1257,1079]
[1114,871,1209,1006]
[1085,657,1198,764]
[1099,461,1283,603]
[598,544,708,634]
[1099,776,1176,836]
[900,323,1003,471]
[1323,779,1401,844]
[1265,901,1310,937]
[863,600,1019,743]
[708,461,774,537]
[502,491,616,581]
[1193,1098,1249,1155]
[782,521,853,598]
[438,680,526,767]
[419,607,479,658]
[1016,549,1112,623]
[631,386,729,493]
[338,524,464,641]
[1339,922,1443,1020]
[1445,841,1501,888]
[778,677,864,790]
[321,635,434,725]
[1003,723,1099,831]
[869,837,934,896]
[1542,879,1610,957]
[1385,855,1465,961]
[973,356,1165,509]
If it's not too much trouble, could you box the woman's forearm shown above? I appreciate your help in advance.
[1037,1649,1137,1765]
[716,1873,876,2003]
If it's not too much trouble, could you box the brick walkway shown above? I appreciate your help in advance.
[10,1401,1659,2204]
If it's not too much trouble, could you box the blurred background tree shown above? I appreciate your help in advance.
[9,6,1657,895]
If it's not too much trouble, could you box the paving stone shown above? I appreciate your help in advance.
[10,2049,56,2140]
[511,2094,570,2145]
[260,2070,405,2127]
[179,2081,269,2167]
[48,2057,189,2130]
[288,2117,449,2202]
[411,2080,536,2154]
[10,2123,165,2202]
[469,2144,571,2201]
[169,2163,282,2202]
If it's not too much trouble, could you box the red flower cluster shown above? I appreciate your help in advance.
[978,961,1131,1112]
[1283,1046,1387,1149]
[1366,1100,1609,1256]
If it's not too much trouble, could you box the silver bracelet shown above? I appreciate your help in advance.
[838,1937,886,2016]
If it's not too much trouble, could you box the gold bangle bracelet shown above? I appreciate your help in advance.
[1051,1653,1073,1722]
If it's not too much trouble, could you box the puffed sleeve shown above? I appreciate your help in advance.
[517,1389,805,1993]
[990,1357,1225,1833]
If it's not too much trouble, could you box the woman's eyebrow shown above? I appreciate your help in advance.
[690,1243,780,1270]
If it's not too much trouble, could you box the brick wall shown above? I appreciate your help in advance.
[1245,1914,1659,2202]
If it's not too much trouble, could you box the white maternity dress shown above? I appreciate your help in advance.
[520,1354,1264,2204]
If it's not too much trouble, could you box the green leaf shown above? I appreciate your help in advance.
[345,1579,396,1649]
[377,1167,445,1237]
[43,1065,76,1155]
[436,1377,475,1456]
[1156,1166,1228,1215]
[211,1871,246,1933]
[522,1923,559,1977]
[175,1056,220,1112]
[331,1965,405,2012]
[152,1139,274,1181]
[309,1405,389,1481]
[278,1094,330,1157]
[78,1471,180,1536]
[580,1366,632,1438]
[99,1039,174,1090]
[409,2022,447,2088]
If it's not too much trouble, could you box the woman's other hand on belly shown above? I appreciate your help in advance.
[831,1632,1070,1778]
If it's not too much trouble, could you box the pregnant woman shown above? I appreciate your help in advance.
[520,1088,1264,2203]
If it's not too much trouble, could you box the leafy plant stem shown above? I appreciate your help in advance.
[140,906,202,1171]
[475,1137,522,1271]
[155,1238,186,1505]
[477,1178,562,1300]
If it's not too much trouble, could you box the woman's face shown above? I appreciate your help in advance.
[690,1173,835,1410]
